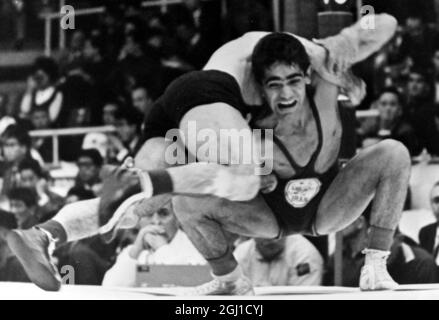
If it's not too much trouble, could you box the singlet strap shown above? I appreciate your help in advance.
[272,87,324,175]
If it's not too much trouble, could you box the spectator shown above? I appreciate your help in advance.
[30,106,53,163]
[0,93,17,136]
[419,181,439,264]
[102,100,120,126]
[0,125,39,196]
[20,57,63,124]
[404,67,439,155]
[57,30,87,75]
[108,107,142,163]
[131,85,154,118]
[74,149,103,196]
[431,45,439,104]
[102,200,206,287]
[325,214,438,286]
[7,187,39,229]
[398,14,439,69]
[358,87,422,155]
[234,235,324,286]
[17,158,64,222]
[65,186,95,204]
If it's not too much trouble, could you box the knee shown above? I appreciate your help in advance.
[375,139,411,169]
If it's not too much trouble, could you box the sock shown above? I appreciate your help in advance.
[36,220,67,244]
[214,265,243,283]
[138,170,174,197]
[367,225,395,251]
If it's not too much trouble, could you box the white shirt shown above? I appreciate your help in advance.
[234,235,324,286]
[102,230,206,287]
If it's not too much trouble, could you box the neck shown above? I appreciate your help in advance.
[275,97,311,136]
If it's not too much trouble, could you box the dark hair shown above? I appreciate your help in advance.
[77,148,104,167]
[252,32,310,84]
[33,56,59,83]
[377,87,403,105]
[18,158,43,178]
[8,187,38,208]
[115,107,143,128]
[67,186,95,201]
[2,124,31,149]
[409,66,430,82]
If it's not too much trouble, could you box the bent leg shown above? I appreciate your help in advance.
[173,194,280,276]
[315,139,411,250]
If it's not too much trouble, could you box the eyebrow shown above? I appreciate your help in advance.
[264,73,303,84]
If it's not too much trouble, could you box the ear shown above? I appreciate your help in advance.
[304,66,312,85]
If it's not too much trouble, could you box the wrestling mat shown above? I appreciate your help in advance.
[1,283,439,299]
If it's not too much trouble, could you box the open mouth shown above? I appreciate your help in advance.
[277,100,298,111]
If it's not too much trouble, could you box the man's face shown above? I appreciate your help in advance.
[261,62,310,118]
[138,203,179,242]
[10,199,30,222]
[406,17,423,39]
[255,238,285,261]
[115,119,137,144]
[19,169,39,189]
[430,185,439,220]
[102,104,118,125]
[33,69,50,90]
[408,73,427,98]
[31,110,50,129]
[77,156,100,184]
[378,92,402,124]
[132,88,153,116]
[2,137,26,163]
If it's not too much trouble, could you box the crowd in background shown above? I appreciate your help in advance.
[1,0,439,288]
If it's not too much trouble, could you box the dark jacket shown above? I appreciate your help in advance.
[419,222,437,254]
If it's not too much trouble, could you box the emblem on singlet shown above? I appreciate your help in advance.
[284,178,322,208]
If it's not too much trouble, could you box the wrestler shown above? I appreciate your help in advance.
[7,14,405,294]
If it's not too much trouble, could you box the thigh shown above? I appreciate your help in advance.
[175,194,281,239]
[134,137,186,170]
[315,146,382,233]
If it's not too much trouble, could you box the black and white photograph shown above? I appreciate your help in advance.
[0,0,438,306]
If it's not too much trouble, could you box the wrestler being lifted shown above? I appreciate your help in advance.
[7,14,409,294]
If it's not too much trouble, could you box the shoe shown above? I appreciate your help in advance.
[7,228,61,291]
[182,277,255,296]
[359,249,398,291]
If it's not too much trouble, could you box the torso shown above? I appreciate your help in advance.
[253,85,342,179]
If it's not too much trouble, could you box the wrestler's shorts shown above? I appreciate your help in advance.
[261,165,339,237]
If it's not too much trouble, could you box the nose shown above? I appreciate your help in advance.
[151,213,162,225]
[279,85,294,100]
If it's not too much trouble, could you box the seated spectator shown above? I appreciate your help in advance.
[234,235,324,286]
[55,185,116,286]
[17,158,64,222]
[102,100,121,126]
[358,87,422,156]
[30,106,53,163]
[404,67,439,155]
[57,30,87,75]
[325,214,438,286]
[20,57,63,124]
[74,149,103,196]
[419,181,439,264]
[398,14,439,69]
[131,85,154,118]
[7,187,39,229]
[0,125,42,196]
[102,200,206,287]
[107,107,142,163]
